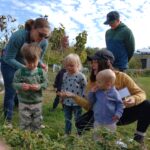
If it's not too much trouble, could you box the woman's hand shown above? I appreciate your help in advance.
[123,97,135,107]
[41,63,48,72]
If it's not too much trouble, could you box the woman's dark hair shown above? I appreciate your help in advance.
[90,59,112,82]
[34,18,50,29]
[25,19,34,31]
[25,18,50,31]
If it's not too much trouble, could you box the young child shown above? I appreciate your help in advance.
[50,67,66,112]
[60,53,87,135]
[12,43,48,131]
[88,69,123,139]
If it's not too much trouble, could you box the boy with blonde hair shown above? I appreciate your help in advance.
[88,69,123,139]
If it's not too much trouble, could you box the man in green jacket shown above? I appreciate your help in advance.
[104,11,135,71]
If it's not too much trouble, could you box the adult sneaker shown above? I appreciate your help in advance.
[134,134,147,150]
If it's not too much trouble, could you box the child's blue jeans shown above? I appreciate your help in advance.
[64,105,82,134]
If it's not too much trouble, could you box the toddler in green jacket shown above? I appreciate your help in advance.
[13,43,48,131]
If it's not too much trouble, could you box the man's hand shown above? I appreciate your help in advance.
[123,97,135,107]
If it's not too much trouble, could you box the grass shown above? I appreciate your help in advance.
[0,70,150,150]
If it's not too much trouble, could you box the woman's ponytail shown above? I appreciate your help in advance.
[25,19,35,31]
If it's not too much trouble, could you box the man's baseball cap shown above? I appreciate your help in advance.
[87,50,115,64]
[104,11,120,25]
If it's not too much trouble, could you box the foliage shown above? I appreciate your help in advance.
[79,50,87,64]
[0,123,142,150]
[0,15,17,47]
[126,69,150,79]
[49,24,69,52]
[44,46,75,65]
[86,47,100,56]
[74,30,88,63]
[0,71,150,150]
[74,30,87,54]
[128,56,141,69]
[0,15,24,50]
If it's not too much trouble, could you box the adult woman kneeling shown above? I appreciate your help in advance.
[59,49,150,148]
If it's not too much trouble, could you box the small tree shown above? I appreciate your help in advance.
[74,30,87,63]
[0,15,17,49]
[49,24,69,52]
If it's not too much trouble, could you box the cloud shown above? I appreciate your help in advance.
[0,0,150,49]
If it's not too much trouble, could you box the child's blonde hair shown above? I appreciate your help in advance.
[64,53,82,71]
[21,43,41,63]
[96,69,116,85]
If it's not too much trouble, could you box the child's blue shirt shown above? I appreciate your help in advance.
[88,86,123,124]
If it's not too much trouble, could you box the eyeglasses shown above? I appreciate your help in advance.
[38,32,49,39]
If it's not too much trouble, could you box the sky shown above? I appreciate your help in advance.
[0,0,150,50]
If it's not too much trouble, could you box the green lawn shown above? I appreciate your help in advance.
[0,71,150,150]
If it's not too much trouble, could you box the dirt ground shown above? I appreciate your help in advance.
[0,140,10,150]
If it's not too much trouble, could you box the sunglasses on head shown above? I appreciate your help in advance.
[38,32,49,39]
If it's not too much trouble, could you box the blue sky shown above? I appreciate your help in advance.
[0,0,150,50]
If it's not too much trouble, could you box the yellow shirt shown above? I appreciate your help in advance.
[74,71,146,110]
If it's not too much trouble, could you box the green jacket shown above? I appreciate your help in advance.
[105,22,135,70]
[12,67,48,104]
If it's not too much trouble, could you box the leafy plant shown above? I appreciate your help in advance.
[49,24,69,52]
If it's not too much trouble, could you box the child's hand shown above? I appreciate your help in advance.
[58,91,75,98]
[112,115,119,122]
[90,85,98,92]
[57,91,67,97]
[64,91,75,98]
[57,91,63,97]
[59,98,64,104]
[30,84,40,91]
[22,83,30,91]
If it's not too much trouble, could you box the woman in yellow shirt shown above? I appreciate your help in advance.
[59,49,149,148]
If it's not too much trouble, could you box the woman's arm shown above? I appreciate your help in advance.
[58,79,93,110]
[65,92,92,111]
[39,39,48,65]
[115,71,146,107]
[4,31,25,69]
